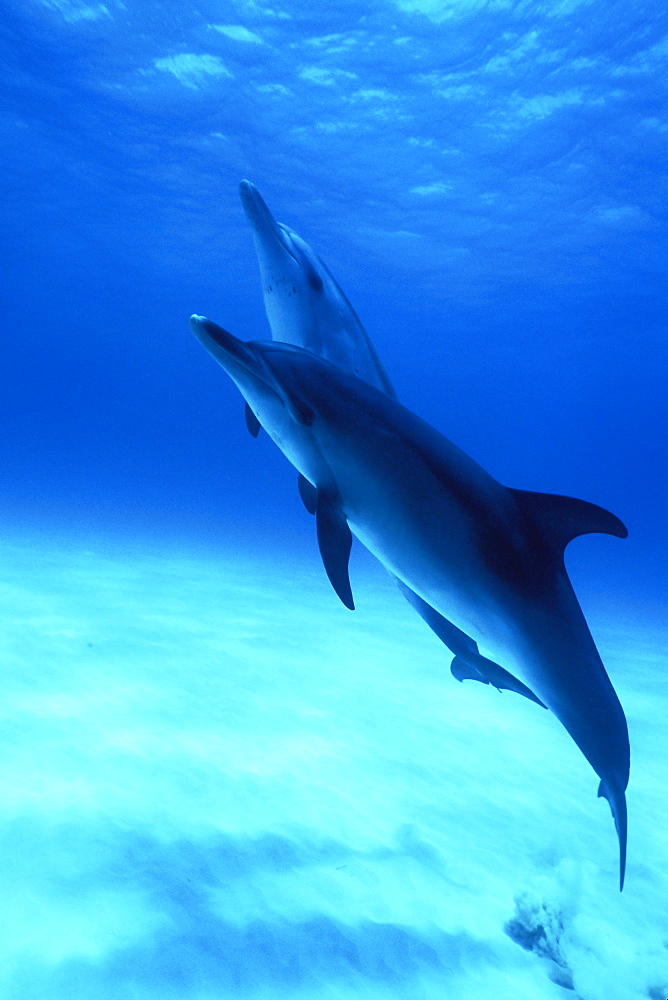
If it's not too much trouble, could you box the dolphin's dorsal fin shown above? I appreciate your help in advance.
[508,488,628,551]
[450,653,547,708]
[395,578,478,657]
[395,579,546,708]
[315,490,354,610]
[298,474,317,515]
[245,403,262,438]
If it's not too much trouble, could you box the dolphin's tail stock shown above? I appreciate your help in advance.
[598,773,628,890]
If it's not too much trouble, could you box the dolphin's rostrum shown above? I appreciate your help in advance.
[191,315,630,890]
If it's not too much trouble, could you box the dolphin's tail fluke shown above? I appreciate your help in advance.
[598,774,628,891]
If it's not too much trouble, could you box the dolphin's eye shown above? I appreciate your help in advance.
[303,261,323,292]
[295,402,314,426]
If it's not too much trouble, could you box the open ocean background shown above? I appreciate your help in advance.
[1,1,667,997]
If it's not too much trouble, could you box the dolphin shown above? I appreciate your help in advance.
[191,315,630,889]
[238,181,535,700]
[239,179,395,397]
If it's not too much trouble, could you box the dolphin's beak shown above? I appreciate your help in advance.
[190,315,260,373]
[239,180,277,236]
[239,180,300,264]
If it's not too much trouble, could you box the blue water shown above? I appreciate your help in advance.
[1,2,667,997]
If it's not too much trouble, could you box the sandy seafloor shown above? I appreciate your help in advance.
[0,528,665,1000]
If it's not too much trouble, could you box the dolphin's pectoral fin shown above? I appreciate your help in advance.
[509,487,628,549]
[450,653,547,708]
[298,474,317,515]
[245,403,262,438]
[598,775,628,891]
[316,491,354,610]
[395,579,546,708]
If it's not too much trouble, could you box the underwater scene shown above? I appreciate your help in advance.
[1,0,667,997]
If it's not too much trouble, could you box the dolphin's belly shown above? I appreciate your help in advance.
[341,468,519,658]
